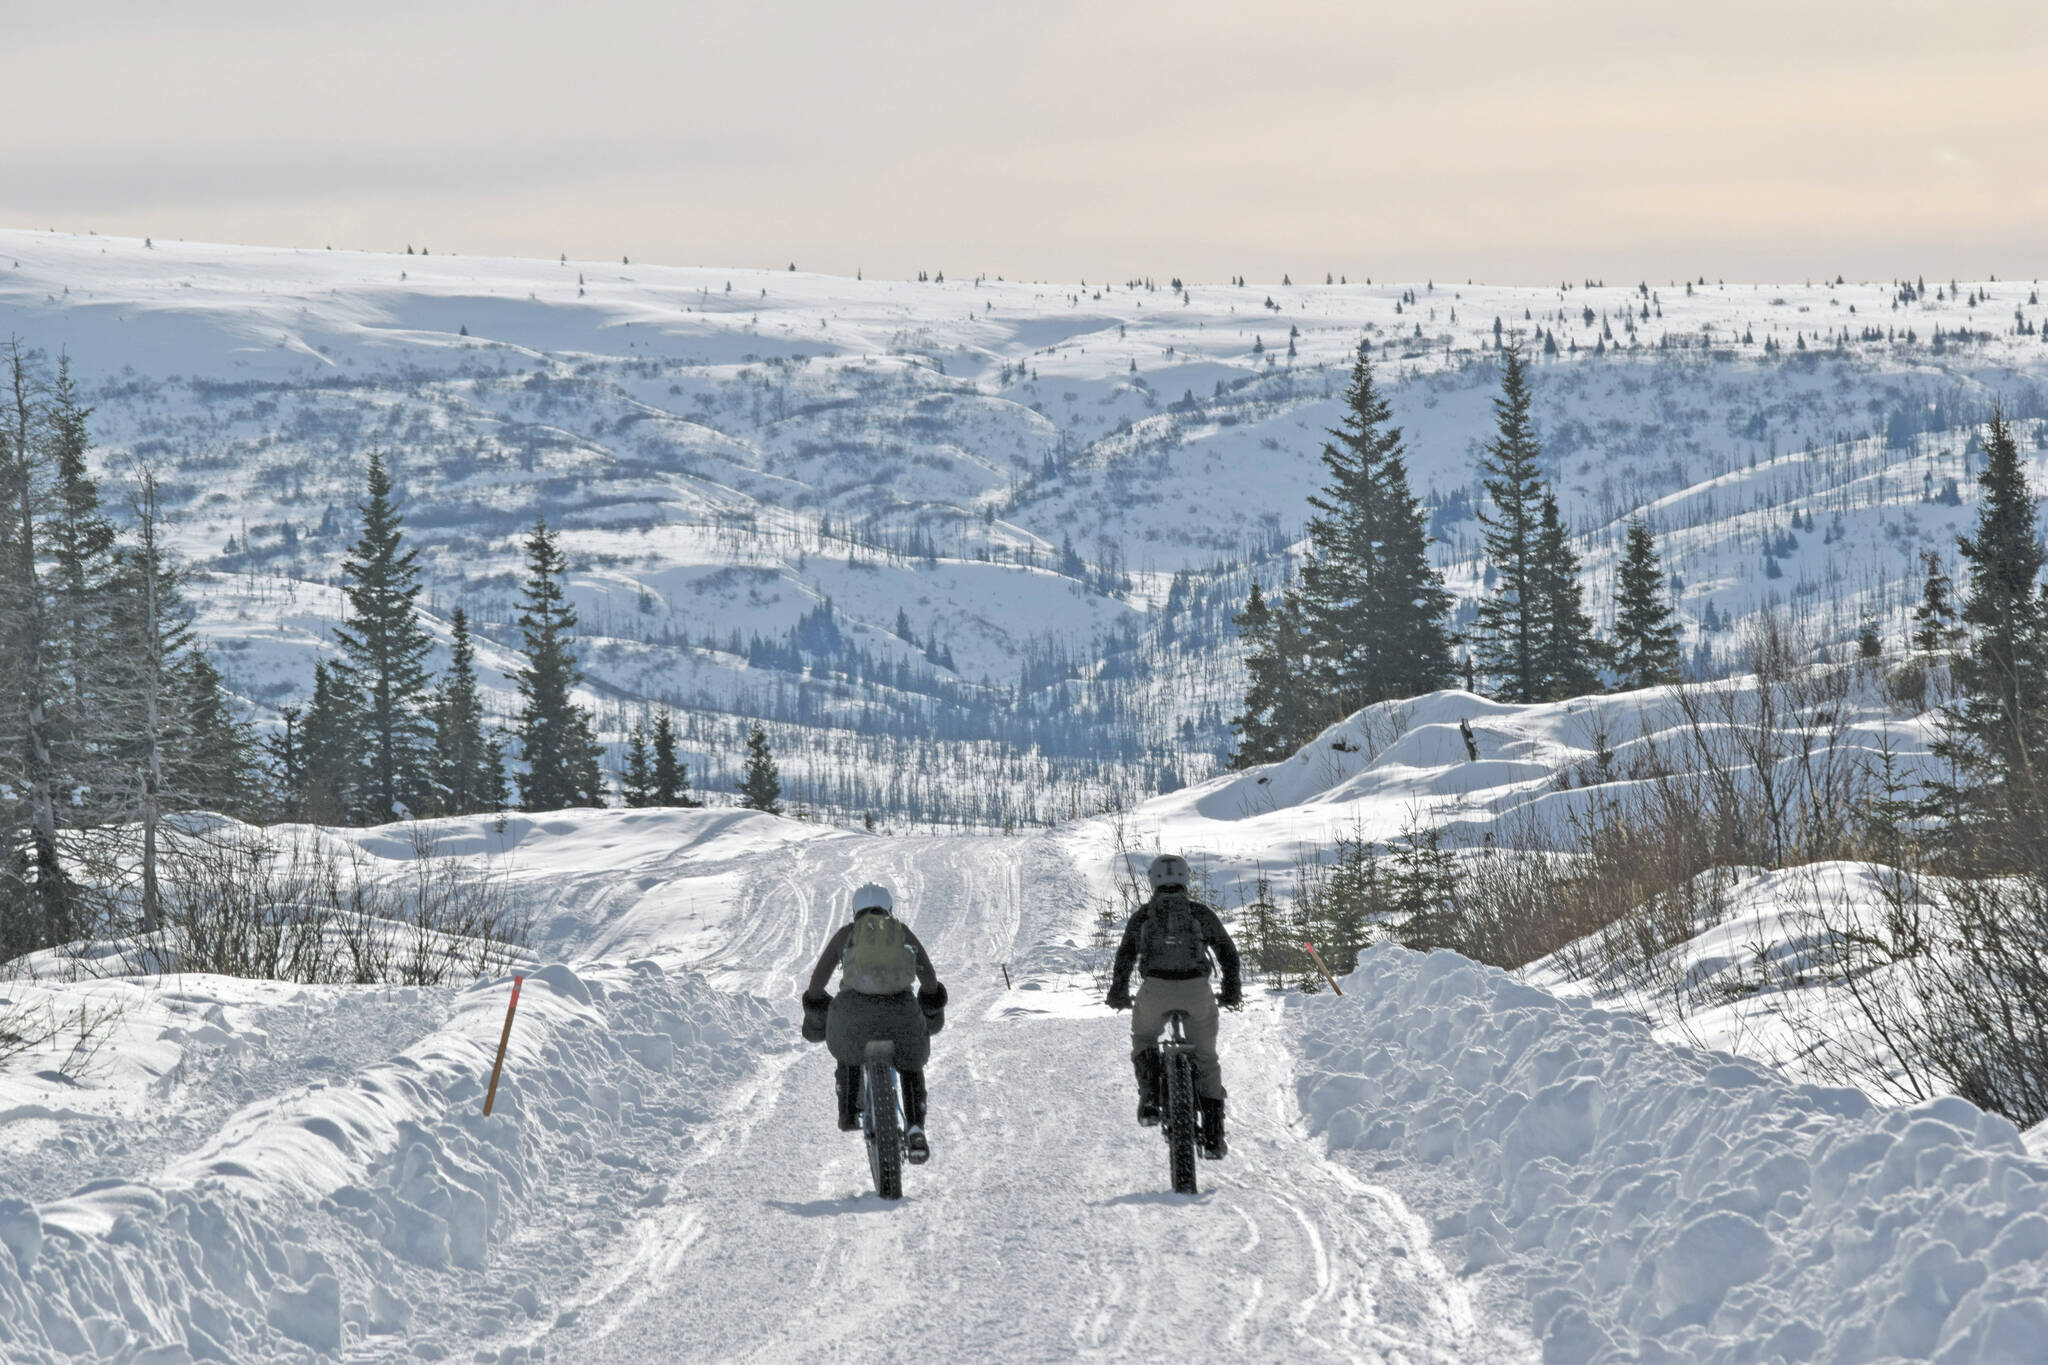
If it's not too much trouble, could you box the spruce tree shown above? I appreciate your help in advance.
[650,708,698,806]
[297,660,366,825]
[427,608,505,815]
[513,517,606,811]
[0,340,73,950]
[164,652,259,817]
[1295,343,1453,715]
[739,723,783,814]
[1939,407,2048,856]
[44,360,119,755]
[334,452,434,822]
[1910,550,1964,655]
[1530,492,1603,699]
[1611,518,1681,689]
[620,720,655,808]
[1473,345,1549,701]
[1228,581,1289,766]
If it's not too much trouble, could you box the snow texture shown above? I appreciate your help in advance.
[1297,947,2048,1364]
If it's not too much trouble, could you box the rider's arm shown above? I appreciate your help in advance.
[1198,905,1243,996]
[1109,905,1146,994]
[805,922,854,999]
[902,925,942,995]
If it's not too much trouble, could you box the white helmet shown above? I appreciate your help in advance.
[851,882,894,916]
[1146,854,1192,892]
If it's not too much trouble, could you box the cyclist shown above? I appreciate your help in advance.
[801,883,947,1163]
[1106,854,1242,1158]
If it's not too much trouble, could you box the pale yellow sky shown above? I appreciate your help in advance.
[6,1,2043,282]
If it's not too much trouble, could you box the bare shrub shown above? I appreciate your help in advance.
[147,826,527,986]
[1446,614,1881,975]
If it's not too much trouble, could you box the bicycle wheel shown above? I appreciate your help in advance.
[1163,1049,1199,1195]
[862,1047,903,1201]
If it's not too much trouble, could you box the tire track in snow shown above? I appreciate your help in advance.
[540,831,1524,1362]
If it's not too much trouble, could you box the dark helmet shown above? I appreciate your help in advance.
[1146,854,1192,893]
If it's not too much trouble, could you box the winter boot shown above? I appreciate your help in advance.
[1199,1096,1228,1159]
[901,1070,930,1165]
[1133,1052,1162,1126]
[836,1063,861,1132]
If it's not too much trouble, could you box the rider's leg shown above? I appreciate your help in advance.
[835,1063,861,1131]
[1199,1095,1228,1158]
[1182,986,1225,1101]
[1128,978,1168,1123]
[1132,1051,1162,1123]
[901,1068,927,1128]
[900,1068,930,1162]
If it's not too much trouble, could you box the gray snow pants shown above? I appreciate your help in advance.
[1129,975,1225,1099]
[826,988,930,1070]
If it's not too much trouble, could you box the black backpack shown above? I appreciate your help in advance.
[1138,894,1211,977]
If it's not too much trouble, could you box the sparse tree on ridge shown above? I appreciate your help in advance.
[1229,581,1288,767]
[1610,518,1681,689]
[296,660,366,825]
[1530,491,1604,700]
[427,608,506,816]
[620,719,655,808]
[739,724,782,814]
[1911,550,1964,656]
[513,517,606,812]
[650,708,699,807]
[334,452,435,822]
[1473,345,1550,702]
[1295,342,1454,719]
[1230,581,1321,764]
[1936,407,2048,859]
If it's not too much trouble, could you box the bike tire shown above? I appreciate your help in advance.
[863,1055,904,1201]
[1164,1050,1199,1195]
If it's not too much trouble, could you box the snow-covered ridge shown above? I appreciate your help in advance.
[4,229,2043,816]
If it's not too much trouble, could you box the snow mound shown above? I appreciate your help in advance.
[0,960,783,1361]
[1295,946,2048,1364]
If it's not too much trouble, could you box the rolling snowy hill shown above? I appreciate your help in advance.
[5,229,2046,824]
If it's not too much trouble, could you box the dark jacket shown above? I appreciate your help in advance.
[1110,894,1242,996]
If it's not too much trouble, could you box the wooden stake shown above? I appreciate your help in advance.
[483,974,524,1117]
[1303,941,1344,996]
[1001,963,1012,990]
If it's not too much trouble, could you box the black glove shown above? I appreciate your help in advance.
[919,982,948,1035]
[1219,981,1243,1011]
[1105,982,1132,1011]
[801,990,831,1044]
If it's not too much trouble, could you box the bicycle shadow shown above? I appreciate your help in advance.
[765,1195,908,1217]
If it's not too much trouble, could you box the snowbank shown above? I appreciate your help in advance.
[1295,947,2048,1364]
[0,958,783,1361]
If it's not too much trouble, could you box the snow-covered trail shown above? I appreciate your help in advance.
[542,833,1526,1363]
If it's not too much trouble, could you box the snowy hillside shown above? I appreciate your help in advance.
[6,230,2046,821]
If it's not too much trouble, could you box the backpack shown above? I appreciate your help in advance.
[1138,894,1211,977]
[841,912,917,995]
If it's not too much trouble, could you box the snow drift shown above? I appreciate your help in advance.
[1296,947,2048,1364]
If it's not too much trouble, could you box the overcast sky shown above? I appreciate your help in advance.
[6,1,2042,283]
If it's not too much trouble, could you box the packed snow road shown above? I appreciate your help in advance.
[544,832,1524,1363]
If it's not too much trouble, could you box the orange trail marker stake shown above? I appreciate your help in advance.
[1303,941,1344,996]
[483,974,524,1117]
